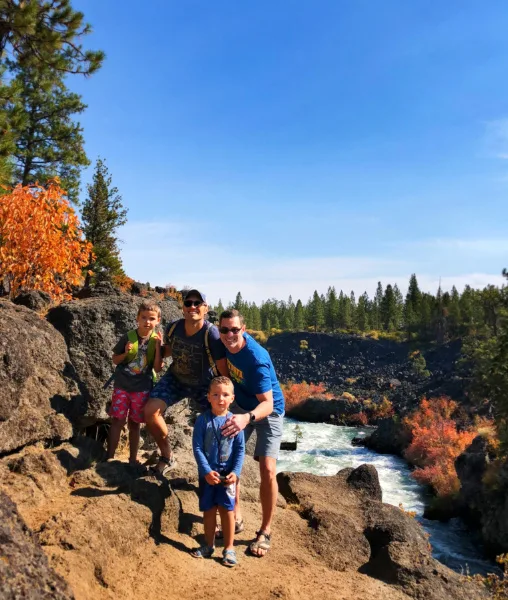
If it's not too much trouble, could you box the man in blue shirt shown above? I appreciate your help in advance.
[219,309,285,558]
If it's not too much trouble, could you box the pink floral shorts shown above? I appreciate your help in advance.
[109,388,150,424]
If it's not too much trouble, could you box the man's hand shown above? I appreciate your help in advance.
[221,413,250,437]
[205,471,221,485]
[224,472,237,485]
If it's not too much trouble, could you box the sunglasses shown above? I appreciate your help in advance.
[219,326,242,334]
[183,300,203,308]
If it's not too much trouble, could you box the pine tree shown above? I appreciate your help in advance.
[349,290,357,329]
[0,1,104,76]
[250,304,262,330]
[216,298,225,316]
[294,299,305,330]
[234,291,244,312]
[356,292,370,331]
[286,295,295,330]
[325,286,339,331]
[393,284,404,331]
[82,158,127,285]
[381,284,397,331]
[8,58,89,201]
[372,282,383,330]
[404,274,422,337]
[307,290,324,332]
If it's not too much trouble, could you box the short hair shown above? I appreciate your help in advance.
[208,376,234,393]
[219,309,245,326]
[137,300,161,318]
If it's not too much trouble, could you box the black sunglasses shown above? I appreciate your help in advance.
[183,300,203,307]
[219,326,242,334]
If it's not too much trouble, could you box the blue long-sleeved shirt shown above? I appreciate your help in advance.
[192,410,245,479]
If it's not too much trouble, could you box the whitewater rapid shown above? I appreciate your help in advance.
[277,418,496,576]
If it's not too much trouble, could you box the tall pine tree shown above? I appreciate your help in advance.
[82,158,127,285]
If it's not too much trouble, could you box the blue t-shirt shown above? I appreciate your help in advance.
[165,319,226,386]
[226,333,285,415]
[192,410,245,478]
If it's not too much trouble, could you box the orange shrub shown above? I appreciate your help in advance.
[0,181,92,300]
[348,411,368,426]
[111,274,135,292]
[403,397,476,498]
[281,381,332,411]
[370,397,394,420]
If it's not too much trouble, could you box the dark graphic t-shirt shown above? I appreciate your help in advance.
[112,332,153,392]
[165,320,226,387]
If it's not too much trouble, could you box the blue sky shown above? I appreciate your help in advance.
[72,1,507,304]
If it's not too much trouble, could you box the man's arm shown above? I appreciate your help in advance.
[216,358,229,377]
[222,390,274,437]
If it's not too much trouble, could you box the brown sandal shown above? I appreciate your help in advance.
[249,530,271,557]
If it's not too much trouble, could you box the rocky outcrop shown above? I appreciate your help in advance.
[13,290,52,312]
[361,417,407,456]
[286,396,363,423]
[277,467,486,600]
[47,293,181,426]
[456,436,508,555]
[0,490,74,599]
[267,332,467,414]
[0,301,80,456]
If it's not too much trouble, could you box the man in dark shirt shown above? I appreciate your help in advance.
[144,289,228,476]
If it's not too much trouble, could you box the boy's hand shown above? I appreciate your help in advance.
[205,471,221,485]
[124,341,134,353]
[155,331,163,345]
[224,472,237,485]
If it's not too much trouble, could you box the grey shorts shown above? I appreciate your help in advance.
[231,402,284,460]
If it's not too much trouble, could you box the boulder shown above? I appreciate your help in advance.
[456,436,508,555]
[286,397,360,423]
[277,466,486,600]
[0,301,80,455]
[363,417,406,456]
[0,490,74,599]
[13,290,52,312]
[46,293,181,425]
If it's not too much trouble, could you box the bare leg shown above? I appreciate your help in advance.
[233,480,243,524]
[128,420,141,463]
[252,456,278,557]
[144,398,171,472]
[203,507,217,548]
[218,506,235,551]
[107,418,126,459]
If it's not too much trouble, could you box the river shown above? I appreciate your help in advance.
[277,418,497,576]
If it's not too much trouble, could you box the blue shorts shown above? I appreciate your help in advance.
[149,371,209,409]
[198,479,236,512]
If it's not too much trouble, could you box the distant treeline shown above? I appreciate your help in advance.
[212,274,505,341]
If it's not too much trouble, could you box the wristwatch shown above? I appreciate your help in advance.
[249,412,256,423]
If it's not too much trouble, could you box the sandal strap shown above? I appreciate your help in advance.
[256,530,271,541]
[158,455,174,465]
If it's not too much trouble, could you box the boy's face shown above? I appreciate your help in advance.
[136,310,160,336]
[208,383,234,415]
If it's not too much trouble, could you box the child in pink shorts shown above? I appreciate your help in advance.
[107,300,163,464]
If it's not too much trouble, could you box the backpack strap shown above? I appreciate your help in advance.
[204,324,219,377]
[165,320,181,346]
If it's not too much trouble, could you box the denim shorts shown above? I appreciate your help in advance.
[198,479,236,512]
[149,371,208,409]
[231,403,284,460]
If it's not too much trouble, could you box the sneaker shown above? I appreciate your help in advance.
[190,545,215,559]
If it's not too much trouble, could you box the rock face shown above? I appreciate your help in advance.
[0,301,79,455]
[0,490,74,599]
[47,293,181,425]
[456,436,508,555]
[277,466,486,600]
[13,290,52,312]
[286,396,363,423]
[362,417,407,456]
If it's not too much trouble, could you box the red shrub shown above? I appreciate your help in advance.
[281,381,331,411]
[348,411,368,426]
[403,397,476,498]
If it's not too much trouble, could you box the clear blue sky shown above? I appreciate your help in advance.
[72,1,507,304]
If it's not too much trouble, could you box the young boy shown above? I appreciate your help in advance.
[191,376,245,567]
[107,301,163,464]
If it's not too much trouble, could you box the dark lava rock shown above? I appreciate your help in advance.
[13,290,52,312]
[0,301,79,455]
[346,463,382,501]
[0,490,74,599]
[277,466,486,599]
[46,293,181,425]
[456,436,508,555]
[363,418,406,456]
[286,397,360,423]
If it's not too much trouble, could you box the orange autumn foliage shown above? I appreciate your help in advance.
[403,397,476,498]
[0,181,93,301]
[282,381,332,411]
